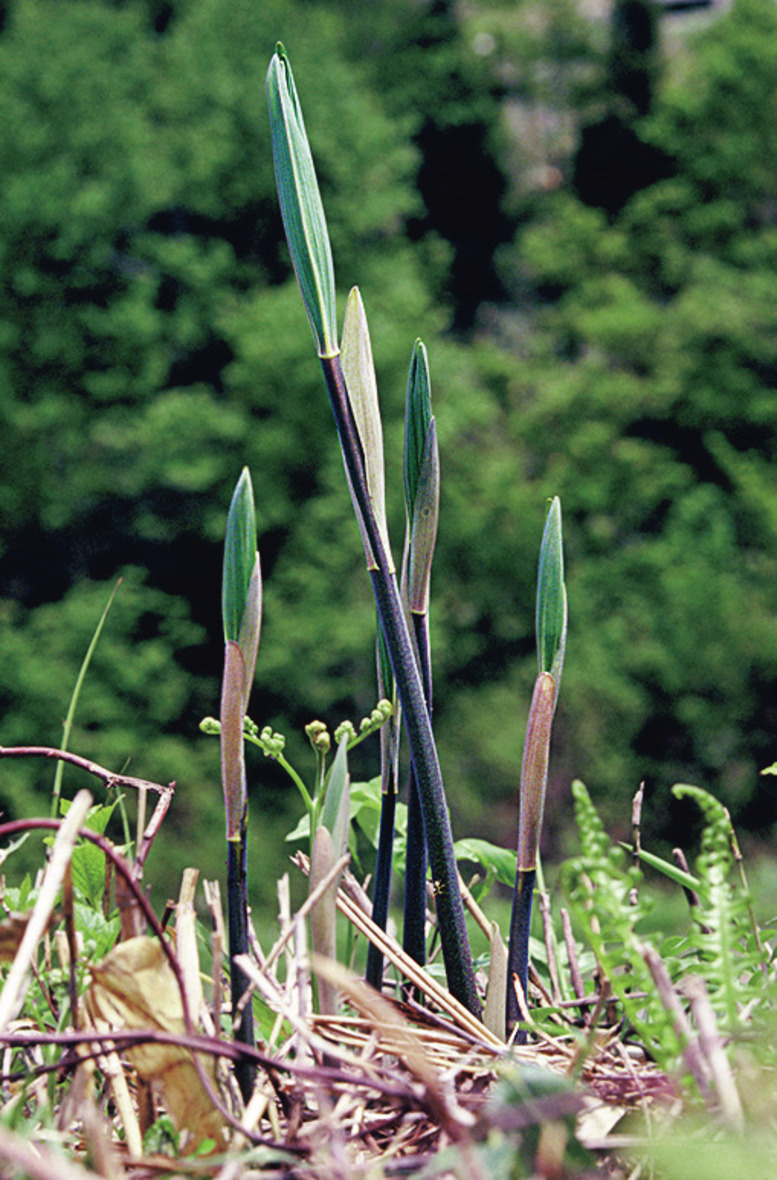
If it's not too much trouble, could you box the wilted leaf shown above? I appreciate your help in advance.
[483,921,508,1042]
[88,937,226,1154]
[309,826,338,1016]
[0,913,53,963]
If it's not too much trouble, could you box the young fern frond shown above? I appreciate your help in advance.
[672,784,769,1031]
[563,779,774,1089]
[560,781,685,1067]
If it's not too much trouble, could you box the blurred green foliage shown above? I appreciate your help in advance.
[1,0,776,920]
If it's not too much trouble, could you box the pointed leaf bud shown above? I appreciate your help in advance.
[222,468,261,705]
[267,45,338,358]
[536,496,566,691]
[406,419,439,614]
[402,341,439,615]
[340,287,393,570]
[403,340,433,522]
[320,736,350,861]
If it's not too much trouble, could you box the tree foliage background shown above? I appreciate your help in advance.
[1,0,776,915]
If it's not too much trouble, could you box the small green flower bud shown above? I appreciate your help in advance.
[376,698,393,722]
[305,720,330,753]
[334,720,357,746]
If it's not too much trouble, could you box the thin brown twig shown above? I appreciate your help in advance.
[0,1026,413,1110]
[538,887,563,1006]
[204,878,226,1038]
[561,907,586,1001]
[0,742,174,877]
[133,785,175,875]
[682,974,744,1130]
[640,943,713,1102]
[0,746,172,796]
[724,806,767,966]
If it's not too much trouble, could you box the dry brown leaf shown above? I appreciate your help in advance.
[0,913,53,963]
[88,936,226,1154]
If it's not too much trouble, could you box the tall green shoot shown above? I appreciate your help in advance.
[266,45,479,1015]
[220,467,261,1100]
[340,287,400,990]
[401,340,439,969]
[507,497,566,1035]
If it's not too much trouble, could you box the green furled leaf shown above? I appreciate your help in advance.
[517,671,555,872]
[482,920,508,1042]
[403,339,432,520]
[340,287,393,569]
[536,496,566,687]
[672,783,732,877]
[220,639,248,840]
[222,467,258,648]
[454,837,517,889]
[267,45,338,359]
[320,736,350,860]
[406,419,439,614]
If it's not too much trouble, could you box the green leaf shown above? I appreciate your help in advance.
[73,902,121,960]
[60,797,118,836]
[536,496,566,686]
[352,777,407,848]
[71,843,108,910]
[287,776,409,852]
[454,837,517,889]
[53,577,122,818]
[266,45,338,359]
[625,844,708,897]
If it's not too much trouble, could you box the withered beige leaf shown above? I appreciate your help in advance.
[0,913,53,963]
[88,936,226,1154]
